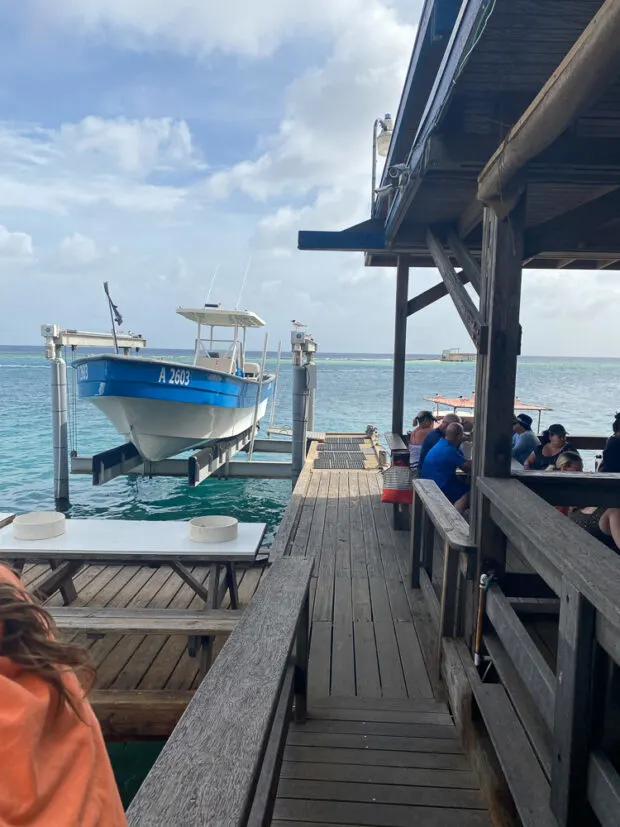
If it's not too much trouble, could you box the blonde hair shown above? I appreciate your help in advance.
[0,578,95,718]
[548,451,583,472]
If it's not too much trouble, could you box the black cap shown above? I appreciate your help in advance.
[514,414,533,430]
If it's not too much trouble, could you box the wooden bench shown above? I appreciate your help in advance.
[51,607,243,673]
[126,556,313,827]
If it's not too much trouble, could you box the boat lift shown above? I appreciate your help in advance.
[43,324,314,510]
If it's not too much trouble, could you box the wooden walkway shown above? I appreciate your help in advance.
[273,448,492,825]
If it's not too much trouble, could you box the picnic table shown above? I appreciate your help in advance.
[0,516,267,673]
[0,517,266,609]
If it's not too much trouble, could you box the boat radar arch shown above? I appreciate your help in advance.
[176,306,265,328]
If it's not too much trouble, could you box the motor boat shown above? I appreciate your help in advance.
[74,304,274,461]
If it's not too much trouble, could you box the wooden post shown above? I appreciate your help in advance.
[551,579,596,825]
[391,255,409,435]
[469,196,526,637]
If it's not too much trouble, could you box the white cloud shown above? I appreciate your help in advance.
[59,232,100,266]
[0,118,196,216]
[0,225,34,262]
[40,0,365,57]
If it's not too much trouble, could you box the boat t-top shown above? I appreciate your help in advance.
[74,304,275,462]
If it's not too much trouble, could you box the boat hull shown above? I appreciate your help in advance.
[74,355,274,461]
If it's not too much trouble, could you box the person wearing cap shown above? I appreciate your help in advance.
[512,414,540,465]
[409,411,436,471]
[524,423,576,470]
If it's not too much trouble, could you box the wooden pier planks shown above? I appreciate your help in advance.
[272,458,492,826]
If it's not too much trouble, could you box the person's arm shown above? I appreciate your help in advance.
[461,459,472,473]
[524,450,536,469]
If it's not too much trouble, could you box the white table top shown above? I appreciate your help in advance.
[0,519,267,563]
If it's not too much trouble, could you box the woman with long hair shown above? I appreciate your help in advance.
[0,565,126,826]
[547,450,584,516]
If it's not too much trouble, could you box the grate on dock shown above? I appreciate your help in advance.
[325,437,364,445]
[314,453,366,469]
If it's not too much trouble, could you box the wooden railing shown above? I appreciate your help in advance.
[126,557,313,827]
[411,474,620,827]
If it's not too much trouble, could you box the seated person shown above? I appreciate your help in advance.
[409,410,436,470]
[421,422,471,514]
[524,423,576,470]
[418,412,461,473]
[511,414,539,465]
[547,450,583,516]
[599,413,620,472]
[569,507,620,553]
[0,565,127,827]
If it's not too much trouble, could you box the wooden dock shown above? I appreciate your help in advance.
[270,439,492,826]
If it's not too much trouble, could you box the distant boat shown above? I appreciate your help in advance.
[441,348,476,362]
[74,304,274,461]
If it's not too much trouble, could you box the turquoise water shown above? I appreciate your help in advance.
[1,346,620,532]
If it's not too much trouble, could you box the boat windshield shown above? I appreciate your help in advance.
[194,338,243,375]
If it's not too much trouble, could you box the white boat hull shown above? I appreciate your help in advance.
[93,396,269,462]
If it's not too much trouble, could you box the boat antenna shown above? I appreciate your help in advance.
[235,256,252,310]
[103,281,122,355]
[206,262,220,303]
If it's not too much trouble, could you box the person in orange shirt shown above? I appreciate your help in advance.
[0,565,127,827]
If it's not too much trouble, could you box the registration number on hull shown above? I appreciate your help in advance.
[158,367,191,386]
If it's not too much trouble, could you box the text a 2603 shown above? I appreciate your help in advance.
[158,367,191,386]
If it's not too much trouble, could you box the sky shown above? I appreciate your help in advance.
[0,0,618,356]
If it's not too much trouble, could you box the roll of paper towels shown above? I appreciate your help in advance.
[13,512,66,541]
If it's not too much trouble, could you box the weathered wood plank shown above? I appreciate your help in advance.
[351,621,380,699]
[335,472,351,573]
[471,682,558,827]
[91,690,191,739]
[352,578,372,622]
[282,745,469,771]
[126,558,312,827]
[588,750,620,827]
[358,472,383,576]
[331,577,355,697]
[279,760,477,788]
[308,622,332,700]
[272,462,313,558]
[483,634,552,780]
[272,799,491,826]
[310,695,447,714]
[348,473,367,577]
[394,621,434,700]
[486,584,556,730]
[306,707,451,725]
[295,719,458,740]
[285,731,463,754]
[51,606,242,634]
[290,470,321,557]
[277,778,485,809]
[550,581,595,825]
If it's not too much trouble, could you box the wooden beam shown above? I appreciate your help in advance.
[446,229,481,295]
[91,690,192,740]
[458,198,484,240]
[525,188,620,259]
[514,470,620,508]
[478,0,620,210]
[426,228,485,351]
[391,255,409,434]
[406,271,469,316]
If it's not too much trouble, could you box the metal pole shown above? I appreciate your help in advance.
[391,255,409,435]
[268,340,282,434]
[371,119,379,213]
[51,351,70,511]
[248,333,268,461]
[292,361,308,488]
[307,352,315,433]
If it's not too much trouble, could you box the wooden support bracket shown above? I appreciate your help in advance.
[427,228,485,352]
[446,229,481,295]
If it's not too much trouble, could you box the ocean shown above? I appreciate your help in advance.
[1,345,619,533]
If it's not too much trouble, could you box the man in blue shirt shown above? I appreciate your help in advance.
[512,414,539,465]
[421,422,471,514]
[418,413,461,473]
